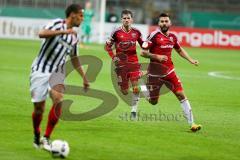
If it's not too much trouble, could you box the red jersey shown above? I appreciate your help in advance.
[105,26,143,63]
[145,29,181,76]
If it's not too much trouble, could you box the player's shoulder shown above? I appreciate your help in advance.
[147,29,161,40]
[47,18,64,28]
[44,18,64,30]
[169,32,179,41]
[50,18,64,24]
[169,32,177,38]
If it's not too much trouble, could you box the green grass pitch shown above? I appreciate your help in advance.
[0,39,239,160]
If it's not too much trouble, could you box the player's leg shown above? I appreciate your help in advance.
[147,75,161,105]
[44,84,64,138]
[80,34,85,48]
[86,34,90,44]
[118,74,129,95]
[30,71,50,148]
[174,90,201,132]
[86,25,91,44]
[166,72,201,131]
[80,24,86,48]
[174,90,202,132]
[32,101,45,148]
[174,90,194,125]
[115,63,129,95]
[129,63,144,119]
[41,84,64,151]
[130,80,140,118]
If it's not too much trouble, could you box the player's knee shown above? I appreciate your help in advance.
[121,89,128,95]
[35,107,44,114]
[175,91,186,101]
[132,86,140,94]
[50,89,64,104]
[51,93,63,104]
[149,99,158,105]
[54,96,63,104]
[34,102,45,114]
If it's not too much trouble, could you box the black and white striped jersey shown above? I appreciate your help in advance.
[31,18,79,73]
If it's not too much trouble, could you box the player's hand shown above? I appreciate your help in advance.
[83,77,89,92]
[106,38,113,45]
[190,59,199,66]
[64,29,77,36]
[155,55,168,62]
[112,56,120,66]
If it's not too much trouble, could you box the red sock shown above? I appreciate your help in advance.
[32,112,43,135]
[44,104,62,138]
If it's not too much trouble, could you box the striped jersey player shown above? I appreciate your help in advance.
[30,4,89,150]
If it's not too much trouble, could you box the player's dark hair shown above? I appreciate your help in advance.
[159,13,170,18]
[65,4,83,18]
[121,9,133,18]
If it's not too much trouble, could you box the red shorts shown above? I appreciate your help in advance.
[115,62,141,90]
[147,71,183,101]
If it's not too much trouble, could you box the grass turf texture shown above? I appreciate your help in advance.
[0,39,239,160]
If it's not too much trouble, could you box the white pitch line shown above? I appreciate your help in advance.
[208,71,240,80]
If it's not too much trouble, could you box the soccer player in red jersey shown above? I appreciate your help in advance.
[105,10,144,118]
[141,13,201,131]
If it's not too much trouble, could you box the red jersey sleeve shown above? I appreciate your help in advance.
[104,30,116,59]
[172,34,181,49]
[137,30,144,47]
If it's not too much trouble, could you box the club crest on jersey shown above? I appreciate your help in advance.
[169,37,173,42]
[131,33,137,38]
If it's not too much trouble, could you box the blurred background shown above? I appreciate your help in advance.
[1,0,240,28]
[0,0,240,48]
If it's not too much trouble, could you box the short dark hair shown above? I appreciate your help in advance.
[121,9,133,18]
[65,4,83,18]
[159,13,170,18]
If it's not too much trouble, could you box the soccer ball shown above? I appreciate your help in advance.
[51,140,70,158]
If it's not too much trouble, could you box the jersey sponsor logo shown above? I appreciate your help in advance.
[160,45,174,48]
[118,41,135,50]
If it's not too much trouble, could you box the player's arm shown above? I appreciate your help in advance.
[137,32,144,47]
[173,35,199,66]
[140,42,168,62]
[104,37,121,65]
[39,19,77,38]
[38,29,77,38]
[104,37,117,58]
[70,51,89,90]
[175,47,199,66]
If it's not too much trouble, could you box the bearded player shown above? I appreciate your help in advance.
[141,13,202,132]
[105,10,144,118]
